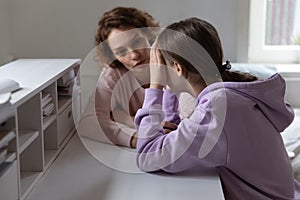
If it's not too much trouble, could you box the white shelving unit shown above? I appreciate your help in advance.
[0,59,81,200]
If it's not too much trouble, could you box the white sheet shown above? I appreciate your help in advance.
[281,108,300,181]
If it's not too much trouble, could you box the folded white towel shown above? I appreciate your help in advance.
[43,103,55,116]
[0,78,20,94]
[0,92,11,105]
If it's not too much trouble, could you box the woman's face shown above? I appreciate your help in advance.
[108,28,150,71]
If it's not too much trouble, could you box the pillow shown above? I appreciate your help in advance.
[281,108,300,181]
[282,108,300,154]
[230,63,277,79]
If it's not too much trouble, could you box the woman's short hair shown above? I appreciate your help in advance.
[95,7,159,68]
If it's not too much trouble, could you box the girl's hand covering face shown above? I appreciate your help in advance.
[149,41,167,89]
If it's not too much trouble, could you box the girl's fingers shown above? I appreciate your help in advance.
[164,128,172,134]
[149,42,167,87]
[161,121,178,130]
[155,48,165,65]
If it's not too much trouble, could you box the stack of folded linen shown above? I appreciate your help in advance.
[0,129,15,166]
[42,93,55,116]
[57,69,76,96]
[0,78,20,109]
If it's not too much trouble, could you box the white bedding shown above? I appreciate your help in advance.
[281,108,300,181]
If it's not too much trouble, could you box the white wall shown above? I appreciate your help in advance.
[236,0,250,62]
[0,0,12,66]
[9,0,249,62]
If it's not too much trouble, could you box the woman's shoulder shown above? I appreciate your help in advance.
[95,66,124,91]
[99,66,127,84]
[101,65,128,78]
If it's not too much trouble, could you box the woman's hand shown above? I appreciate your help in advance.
[149,42,167,89]
[130,132,138,148]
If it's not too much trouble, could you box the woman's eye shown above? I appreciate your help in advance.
[132,38,143,48]
[115,49,127,56]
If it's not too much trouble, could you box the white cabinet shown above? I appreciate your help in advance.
[0,59,81,200]
[0,116,18,200]
[57,101,74,146]
[0,161,18,200]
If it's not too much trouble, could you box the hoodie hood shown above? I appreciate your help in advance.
[198,73,294,132]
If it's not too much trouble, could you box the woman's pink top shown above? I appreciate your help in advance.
[95,66,144,147]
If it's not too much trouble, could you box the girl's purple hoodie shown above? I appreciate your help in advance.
[135,73,300,200]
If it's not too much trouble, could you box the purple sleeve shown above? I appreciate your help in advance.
[163,89,180,124]
[134,88,227,173]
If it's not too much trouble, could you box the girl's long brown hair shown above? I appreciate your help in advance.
[157,18,258,83]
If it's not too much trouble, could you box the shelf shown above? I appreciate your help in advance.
[0,129,16,149]
[20,171,42,198]
[42,114,56,131]
[0,162,13,177]
[58,96,72,114]
[0,161,18,200]
[18,130,39,154]
[0,59,81,200]
[5,152,16,163]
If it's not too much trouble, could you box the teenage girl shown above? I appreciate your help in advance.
[134,17,300,199]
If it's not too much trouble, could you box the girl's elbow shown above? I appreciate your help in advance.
[136,154,161,172]
[137,155,153,172]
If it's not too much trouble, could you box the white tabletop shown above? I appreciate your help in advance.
[26,134,224,200]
